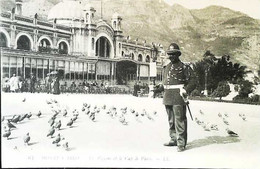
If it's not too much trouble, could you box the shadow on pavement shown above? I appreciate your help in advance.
[186,136,241,150]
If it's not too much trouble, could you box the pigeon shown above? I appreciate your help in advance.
[199,110,204,115]
[82,107,85,112]
[55,120,62,130]
[3,129,11,139]
[63,110,68,117]
[90,113,95,121]
[226,128,238,137]
[96,108,100,113]
[210,124,219,131]
[67,119,73,127]
[27,112,32,119]
[19,114,27,122]
[102,105,106,110]
[47,126,55,138]
[24,133,30,146]
[83,103,88,107]
[53,111,59,118]
[224,112,229,117]
[49,118,55,127]
[86,109,90,115]
[242,116,246,121]
[146,113,154,121]
[46,100,52,104]
[153,111,157,115]
[72,116,77,122]
[22,98,26,102]
[62,142,69,150]
[218,113,222,118]
[52,134,61,146]
[142,109,147,116]
[7,121,17,129]
[223,118,229,125]
[36,111,42,118]
[12,115,20,123]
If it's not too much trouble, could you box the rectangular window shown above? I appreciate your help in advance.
[2,56,9,78]
[10,57,17,76]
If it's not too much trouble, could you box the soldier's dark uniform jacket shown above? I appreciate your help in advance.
[163,61,193,105]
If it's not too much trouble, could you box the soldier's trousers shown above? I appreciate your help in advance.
[165,105,187,147]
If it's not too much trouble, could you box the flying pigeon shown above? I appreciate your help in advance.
[90,113,95,121]
[146,113,154,121]
[82,107,85,112]
[224,112,229,117]
[67,119,73,127]
[49,118,55,127]
[55,120,62,130]
[210,124,219,131]
[52,134,61,146]
[36,111,42,118]
[47,126,55,138]
[22,98,26,102]
[226,128,239,137]
[153,111,157,115]
[3,129,11,139]
[24,133,30,146]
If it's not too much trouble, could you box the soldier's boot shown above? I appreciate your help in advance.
[163,140,177,146]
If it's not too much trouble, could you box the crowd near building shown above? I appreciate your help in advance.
[0,0,166,94]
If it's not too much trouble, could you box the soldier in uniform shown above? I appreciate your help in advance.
[162,42,194,152]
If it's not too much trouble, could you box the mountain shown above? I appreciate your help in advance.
[1,0,260,72]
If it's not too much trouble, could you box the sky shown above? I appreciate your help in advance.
[163,0,260,19]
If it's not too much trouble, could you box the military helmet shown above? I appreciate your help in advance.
[166,43,181,57]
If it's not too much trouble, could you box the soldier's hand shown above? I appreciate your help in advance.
[180,87,188,102]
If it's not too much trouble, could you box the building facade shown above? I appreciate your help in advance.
[0,0,163,86]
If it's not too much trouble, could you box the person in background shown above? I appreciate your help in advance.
[29,73,36,93]
[9,74,19,92]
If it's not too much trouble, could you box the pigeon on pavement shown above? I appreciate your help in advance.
[62,142,69,150]
[22,98,26,102]
[55,120,62,130]
[12,115,20,123]
[7,121,17,129]
[226,128,239,137]
[27,112,32,119]
[63,110,68,117]
[3,128,11,139]
[24,133,30,146]
[36,111,42,118]
[67,119,74,127]
[52,134,61,146]
[47,126,55,138]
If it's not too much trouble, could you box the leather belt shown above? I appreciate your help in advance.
[164,84,184,89]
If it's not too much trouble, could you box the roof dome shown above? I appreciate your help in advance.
[48,0,84,21]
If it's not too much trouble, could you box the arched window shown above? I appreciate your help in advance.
[95,36,111,58]
[138,54,143,62]
[146,55,150,62]
[0,32,7,47]
[131,53,134,60]
[86,13,89,22]
[58,42,68,54]
[39,38,51,52]
[17,35,31,50]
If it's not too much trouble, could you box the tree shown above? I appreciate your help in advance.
[211,81,230,100]
[237,79,254,98]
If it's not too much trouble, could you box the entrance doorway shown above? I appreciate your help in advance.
[116,61,137,85]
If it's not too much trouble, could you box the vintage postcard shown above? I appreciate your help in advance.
[1,0,260,168]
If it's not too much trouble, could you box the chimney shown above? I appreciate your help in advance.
[15,0,22,15]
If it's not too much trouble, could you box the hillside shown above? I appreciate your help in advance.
[1,0,260,72]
